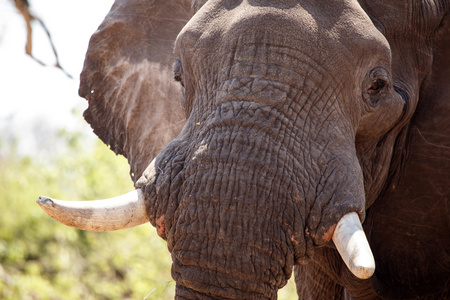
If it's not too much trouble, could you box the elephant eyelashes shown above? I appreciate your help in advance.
[173,59,184,87]
[368,79,387,95]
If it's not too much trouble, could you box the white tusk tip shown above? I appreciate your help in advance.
[332,212,376,280]
[350,258,375,279]
[37,196,54,206]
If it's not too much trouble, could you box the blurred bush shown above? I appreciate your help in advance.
[0,129,297,299]
[0,130,174,299]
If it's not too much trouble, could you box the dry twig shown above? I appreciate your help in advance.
[13,0,72,78]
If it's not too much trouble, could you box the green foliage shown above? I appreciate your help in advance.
[0,130,174,299]
[0,129,297,299]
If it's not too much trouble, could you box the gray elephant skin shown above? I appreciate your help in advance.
[45,0,450,299]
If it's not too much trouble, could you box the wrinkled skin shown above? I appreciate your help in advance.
[79,0,449,299]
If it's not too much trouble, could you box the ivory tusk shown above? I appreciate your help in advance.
[37,189,148,231]
[332,212,375,279]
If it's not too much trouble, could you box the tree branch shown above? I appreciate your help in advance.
[13,0,72,78]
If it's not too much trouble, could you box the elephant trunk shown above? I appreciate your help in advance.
[170,201,292,299]
[168,163,297,299]
[155,122,303,298]
[143,108,369,297]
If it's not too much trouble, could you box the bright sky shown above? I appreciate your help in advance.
[0,0,114,156]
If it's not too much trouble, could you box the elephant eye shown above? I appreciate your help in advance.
[362,68,390,110]
[173,59,184,87]
[367,79,386,95]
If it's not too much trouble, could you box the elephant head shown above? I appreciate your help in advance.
[38,0,450,299]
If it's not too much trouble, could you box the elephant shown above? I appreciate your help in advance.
[37,0,450,299]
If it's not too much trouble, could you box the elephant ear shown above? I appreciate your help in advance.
[366,12,450,299]
[79,0,192,182]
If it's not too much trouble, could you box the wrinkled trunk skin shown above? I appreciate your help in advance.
[171,127,301,299]
[137,88,365,298]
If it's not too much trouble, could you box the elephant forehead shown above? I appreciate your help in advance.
[175,0,391,69]
[217,77,289,105]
